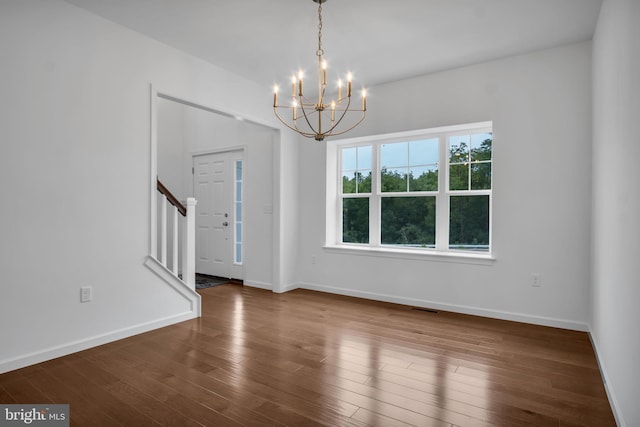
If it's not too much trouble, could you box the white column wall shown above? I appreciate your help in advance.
[591,0,640,425]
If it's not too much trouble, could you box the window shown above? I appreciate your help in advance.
[341,146,372,243]
[333,122,492,256]
[448,133,492,251]
[234,160,243,264]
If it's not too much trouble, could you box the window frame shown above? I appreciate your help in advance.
[328,121,494,261]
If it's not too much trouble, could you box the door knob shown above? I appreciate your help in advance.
[222,221,229,226]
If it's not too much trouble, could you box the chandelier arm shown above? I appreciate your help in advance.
[297,97,319,135]
[323,112,367,138]
[298,94,315,107]
[274,107,317,138]
[326,95,353,131]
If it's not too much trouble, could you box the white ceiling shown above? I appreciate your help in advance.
[63,0,603,90]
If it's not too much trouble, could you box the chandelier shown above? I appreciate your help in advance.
[272,0,367,142]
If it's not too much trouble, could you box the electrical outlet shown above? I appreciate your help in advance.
[531,273,541,287]
[311,255,317,264]
[80,286,92,303]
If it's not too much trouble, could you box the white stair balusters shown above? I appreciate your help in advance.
[159,194,168,265]
[171,205,179,276]
[182,198,197,290]
[156,180,197,290]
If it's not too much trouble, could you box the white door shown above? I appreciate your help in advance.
[193,150,244,279]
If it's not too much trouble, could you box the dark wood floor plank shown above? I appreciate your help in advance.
[90,339,360,427]
[0,385,17,403]
[0,372,54,404]
[0,284,615,426]
[351,407,424,427]
[66,354,208,427]
[81,347,248,427]
[42,357,158,427]
[18,363,121,427]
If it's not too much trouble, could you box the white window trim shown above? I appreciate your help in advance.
[325,121,494,263]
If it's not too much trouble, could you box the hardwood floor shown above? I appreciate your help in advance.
[0,285,615,426]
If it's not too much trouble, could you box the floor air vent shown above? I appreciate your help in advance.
[412,307,439,314]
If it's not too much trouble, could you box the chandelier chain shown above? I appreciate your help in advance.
[317,2,323,56]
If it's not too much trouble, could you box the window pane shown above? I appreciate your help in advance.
[409,138,439,166]
[471,134,492,162]
[471,162,492,190]
[343,170,372,194]
[342,146,372,194]
[235,223,242,241]
[343,172,357,194]
[381,197,436,247]
[409,166,438,192]
[235,243,242,264]
[381,142,408,168]
[449,164,469,190]
[357,146,372,169]
[449,195,489,251]
[235,160,243,180]
[449,135,470,164]
[381,167,407,192]
[358,170,372,193]
[342,198,369,243]
[342,147,357,170]
[235,201,242,221]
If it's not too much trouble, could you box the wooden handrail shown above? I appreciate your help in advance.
[157,179,187,216]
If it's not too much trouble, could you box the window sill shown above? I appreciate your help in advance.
[323,244,495,265]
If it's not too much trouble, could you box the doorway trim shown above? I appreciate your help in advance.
[192,148,246,280]
[149,84,281,288]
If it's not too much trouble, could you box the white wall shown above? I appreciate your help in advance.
[591,0,640,425]
[157,98,187,198]
[0,0,288,372]
[297,42,593,330]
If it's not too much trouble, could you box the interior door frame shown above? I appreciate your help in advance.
[192,148,246,280]
[150,88,261,260]
[149,85,282,291]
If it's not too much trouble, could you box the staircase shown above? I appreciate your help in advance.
[144,178,200,316]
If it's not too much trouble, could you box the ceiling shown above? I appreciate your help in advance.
[63,0,603,91]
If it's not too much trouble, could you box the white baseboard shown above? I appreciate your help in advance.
[0,311,198,374]
[297,281,589,332]
[243,281,298,293]
[277,282,299,294]
[243,280,273,291]
[588,330,625,427]
[242,281,299,294]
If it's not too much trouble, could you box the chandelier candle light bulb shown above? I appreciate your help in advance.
[272,0,367,141]
[322,61,327,85]
[298,70,304,97]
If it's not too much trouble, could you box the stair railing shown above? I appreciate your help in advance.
[156,179,197,289]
